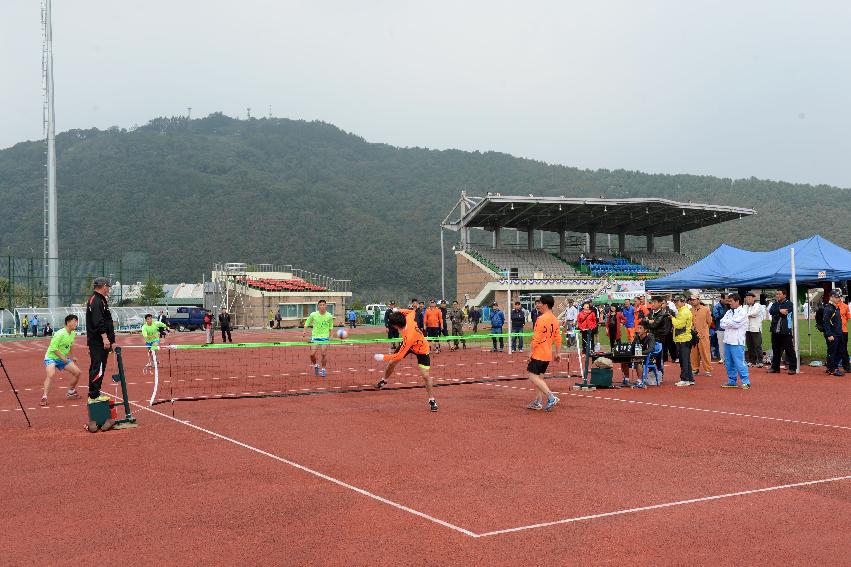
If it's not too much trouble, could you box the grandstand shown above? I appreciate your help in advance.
[468,246,577,279]
[209,263,352,328]
[627,251,692,273]
[442,192,756,308]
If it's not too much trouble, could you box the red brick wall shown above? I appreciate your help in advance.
[455,253,498,306]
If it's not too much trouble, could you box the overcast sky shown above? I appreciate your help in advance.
[2,0,849,187]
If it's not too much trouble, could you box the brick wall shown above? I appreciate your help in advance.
[455,253,498,306]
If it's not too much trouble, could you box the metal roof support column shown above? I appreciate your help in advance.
[559,231,566,257]
[527,224,535,250]
[618,233,626,254]
[672,232,681,253]
[588,232,597,254]
[646,235,655,253]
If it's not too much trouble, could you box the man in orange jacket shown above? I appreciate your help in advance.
[838,293,850,372]
[423,299,444,353]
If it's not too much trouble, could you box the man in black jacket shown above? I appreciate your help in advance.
[86,278,115,401]
[644,296,670,374]
[384,301,400,352]
[767,289,797,375]
[823,289,845,376]
[218,308,233,343]
[510,301,527,352]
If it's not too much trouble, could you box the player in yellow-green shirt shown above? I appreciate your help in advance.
[302,300,336,377]
[41,314,82,406]
[141,313,169,373]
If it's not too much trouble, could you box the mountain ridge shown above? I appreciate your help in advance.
[0,113,848,300]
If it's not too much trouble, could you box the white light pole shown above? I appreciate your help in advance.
[43,0,59,308]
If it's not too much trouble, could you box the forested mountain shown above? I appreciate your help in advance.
[1,113,848,300]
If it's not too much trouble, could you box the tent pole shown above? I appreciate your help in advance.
[807,290,812,355]
[789,247,800,373]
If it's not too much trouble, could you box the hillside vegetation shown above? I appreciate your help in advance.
[1,114,848,300]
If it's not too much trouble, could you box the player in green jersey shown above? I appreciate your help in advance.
[302,299,335,377]
[141,313,169,373]
[41,314,82,406]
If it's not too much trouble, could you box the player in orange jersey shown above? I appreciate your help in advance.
[526,294,562,412]
[374,309,437,412]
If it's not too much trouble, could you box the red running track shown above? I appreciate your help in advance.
[0,334,849,566]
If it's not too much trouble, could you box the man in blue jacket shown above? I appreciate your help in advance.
[767,289,797,375]
[823,289,846,376]
[490,303,505,352]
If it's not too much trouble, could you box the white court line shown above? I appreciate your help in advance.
[479,383,851,432]
[116,397,477,538]
[476,475,851,537]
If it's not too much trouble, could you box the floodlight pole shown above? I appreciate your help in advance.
[43,0,59,308]
[789,247,799,373]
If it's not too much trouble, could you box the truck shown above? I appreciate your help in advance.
[165,307,210,332]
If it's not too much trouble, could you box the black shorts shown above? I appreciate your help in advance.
[406,351,431,368]
[527,358,549,375]
[387,327,400,339]
[426,327,441,338]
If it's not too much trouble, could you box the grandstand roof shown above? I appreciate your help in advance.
[442,194,756,237]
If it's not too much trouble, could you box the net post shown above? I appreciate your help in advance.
[112,347,135,424]
[149,348,159,406]
[0,358,31,427]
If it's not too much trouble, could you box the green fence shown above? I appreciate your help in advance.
[0,251,149,309]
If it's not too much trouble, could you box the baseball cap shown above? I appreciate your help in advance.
[831,289,843,298]
[93,277,111,288]
[744,292,756,298]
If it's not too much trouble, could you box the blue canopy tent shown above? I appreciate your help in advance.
[645,244,765,290]
[646,235,851,368]
[646,235,851,290]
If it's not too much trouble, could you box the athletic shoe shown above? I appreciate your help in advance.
[746,362,753,367]
[834,370,846,377]
[40,396,48,406]
[756,363,764,369]
[87,394,110,403]
[527,400,543,410]
[490,349,498,353]
[787,370,797,375]
[65,390,80,400]
[499,349,504,353]
[429,400,438,412]
[319,368,327,378]
[544,396,560,412]
[374,379,387,390]
[721,383,738,388]
[621,377,631,386]
[674,381,690,387]
[704,372,713,377]
[632,383,646,389]
[766,369,780,374]
[313,364,320,377]
[741,384,751,390]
